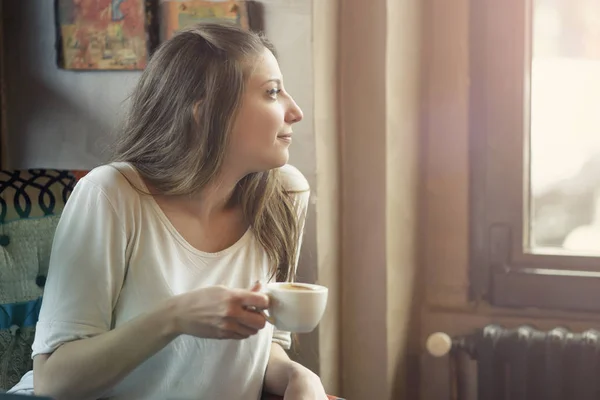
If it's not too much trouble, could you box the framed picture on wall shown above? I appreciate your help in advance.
[159,0,264,42]
[55,0,151,70]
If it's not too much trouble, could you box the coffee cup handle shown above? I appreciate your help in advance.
[256,286,276,325]
[261,309,276,325]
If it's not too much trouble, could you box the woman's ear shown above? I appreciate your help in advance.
[193,100,203,125]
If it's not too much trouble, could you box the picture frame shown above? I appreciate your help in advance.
[159,0,264,42]
[55,0,150,70]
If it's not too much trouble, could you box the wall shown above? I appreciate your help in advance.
[2,0,321,375]
[3,0,138,169]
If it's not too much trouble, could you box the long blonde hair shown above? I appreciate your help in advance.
[112,23,301,281]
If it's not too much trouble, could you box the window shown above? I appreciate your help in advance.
[470,0,600,311]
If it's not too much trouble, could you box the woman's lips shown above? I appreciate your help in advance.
[277,133,292,142]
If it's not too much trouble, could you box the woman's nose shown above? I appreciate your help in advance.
[286,97,303,124]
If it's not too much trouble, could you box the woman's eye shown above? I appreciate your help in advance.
[267,88,281,98]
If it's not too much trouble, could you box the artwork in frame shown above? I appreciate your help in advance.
[159,1,252,42]
[56,0,149,70]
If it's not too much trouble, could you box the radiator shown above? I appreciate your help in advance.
[426,325,600,400]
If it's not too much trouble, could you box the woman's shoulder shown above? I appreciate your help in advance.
[77,162,143,201]
[277,164,310,193]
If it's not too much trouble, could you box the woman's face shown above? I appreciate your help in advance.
[227,48,304,174]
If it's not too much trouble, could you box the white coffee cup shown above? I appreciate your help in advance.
[262,282,328,333]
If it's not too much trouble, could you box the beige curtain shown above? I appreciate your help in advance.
[313,0,423,399]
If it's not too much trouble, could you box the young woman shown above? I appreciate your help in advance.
[8,23,326,400]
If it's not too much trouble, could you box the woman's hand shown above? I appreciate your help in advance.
[167,282,269,340]
[283,364,328,400]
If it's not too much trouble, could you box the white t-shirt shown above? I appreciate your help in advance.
[8,162,310,400]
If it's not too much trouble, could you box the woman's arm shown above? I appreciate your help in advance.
[34,285,270,400]
[263,343,300,395]
[264,343,327,398]
[34,300,178,400]
[263,343,326,398]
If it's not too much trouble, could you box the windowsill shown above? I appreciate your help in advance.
[425,281,600,323]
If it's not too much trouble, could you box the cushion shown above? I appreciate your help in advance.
[0,326,35,390]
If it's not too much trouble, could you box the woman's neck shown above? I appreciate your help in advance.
[164,170,244,221]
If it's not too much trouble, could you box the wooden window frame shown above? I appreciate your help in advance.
[469,0,600,312]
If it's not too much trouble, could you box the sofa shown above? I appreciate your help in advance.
[0,168,87,390]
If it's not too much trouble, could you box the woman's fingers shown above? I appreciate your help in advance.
[239,290,269,310]
[219,319,259,339]
[249,280,262,292]
[215,285,271,339]
[239,308,267,330]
